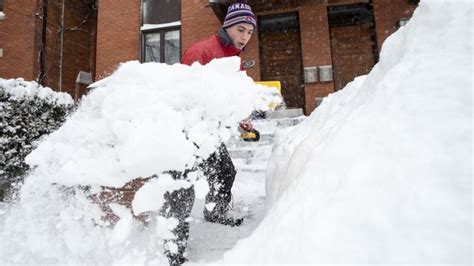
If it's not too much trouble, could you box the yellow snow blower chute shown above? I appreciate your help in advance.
[255,80,281,94]
[255,81,282,111]
[239,81,282,142]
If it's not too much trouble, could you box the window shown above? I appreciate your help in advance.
[142,0,180,25]
[144,32,161,62]
[164,30,180,64]
[141,0,181,64]
[0,0,3,12]
[143,27,180,64]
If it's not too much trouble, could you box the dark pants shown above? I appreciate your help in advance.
[200,143,237,220]
[162,143,236,265]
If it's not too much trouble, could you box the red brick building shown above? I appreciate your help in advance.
[0,0,418,113]
[0,0,97,99]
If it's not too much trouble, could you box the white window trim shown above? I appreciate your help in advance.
[0,11,5,20]
[141,21,181,31]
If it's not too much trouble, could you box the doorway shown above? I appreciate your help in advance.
[259,12,304,109]
[329,3,378,91]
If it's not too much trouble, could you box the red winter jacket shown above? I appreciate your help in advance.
[181,28,243,69]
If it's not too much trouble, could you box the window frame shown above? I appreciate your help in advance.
[141,25,181,64]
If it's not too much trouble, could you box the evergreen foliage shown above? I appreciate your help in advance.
[0,79,74,200]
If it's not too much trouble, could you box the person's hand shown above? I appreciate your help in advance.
[239,120,253,131]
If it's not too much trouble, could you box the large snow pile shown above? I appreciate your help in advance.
[26,58,279,188]
[0,78,73,200]
[0,58,279,264]
[223,0,472,264]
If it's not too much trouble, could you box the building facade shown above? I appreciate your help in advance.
[0,0,418,113]
[0,0,97,99]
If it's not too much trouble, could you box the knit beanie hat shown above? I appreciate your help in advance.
[222,0,257,30]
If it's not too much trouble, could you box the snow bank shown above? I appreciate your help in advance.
[0,58,280,264]
[224,0,472,264]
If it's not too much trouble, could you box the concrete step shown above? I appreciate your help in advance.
[252,117,305,135]
[229,149,255,159]
[229,149,271,161]
[233,159,266,173]
[264,108,304,119]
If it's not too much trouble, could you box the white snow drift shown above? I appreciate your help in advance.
[223,0,472,264]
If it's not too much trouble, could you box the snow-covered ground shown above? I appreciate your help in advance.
[1,0,472,265]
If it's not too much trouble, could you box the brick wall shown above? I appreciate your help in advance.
[0,0,38,81]
[331,23,375,90]
[300,1,334,114]
[299,0,416,114]
[240,23,260,81]
[251,5,300,84]
[181,0,221,53]
[95,0,140,79]
[62,1,96,99]
[373,0,417,51]
[40,0,97,99]
[0,0,97,99]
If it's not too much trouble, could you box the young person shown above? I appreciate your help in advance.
[181,1,255,67]
[181,0,256,227]
[163,1,257,265]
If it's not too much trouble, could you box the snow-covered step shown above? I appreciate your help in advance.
[227,133,275,148]
[233,159,266,173]
[233,157,269,167]
[228,148,266,159]
[252,117,305,134]
[264,108,304,119]
[229,149,255,159]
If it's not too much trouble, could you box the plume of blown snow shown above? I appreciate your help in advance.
[0,57,280,264]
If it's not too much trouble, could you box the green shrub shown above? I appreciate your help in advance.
[0,78,75,201]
